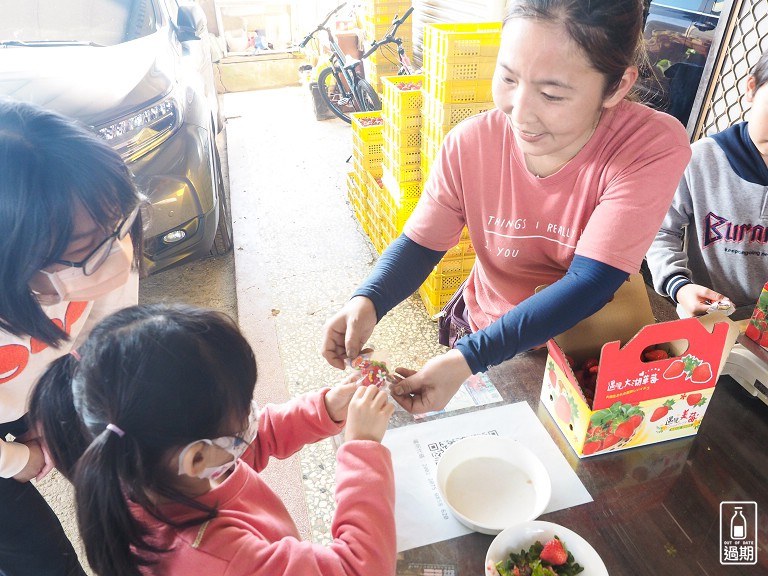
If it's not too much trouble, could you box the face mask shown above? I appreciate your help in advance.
[177,401,260,481]
[38,235,133,304]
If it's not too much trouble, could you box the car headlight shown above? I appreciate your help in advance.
[96,94,183,162]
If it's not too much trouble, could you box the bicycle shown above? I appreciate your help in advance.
[299,3,415,123]
[299,3,380,124]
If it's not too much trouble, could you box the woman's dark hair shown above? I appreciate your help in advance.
[29,304,258,576]
[0,98,145,347]
[504,0,645,98]
[752,49,768,92]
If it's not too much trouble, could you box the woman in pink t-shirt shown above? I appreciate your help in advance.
[321,0,691,414]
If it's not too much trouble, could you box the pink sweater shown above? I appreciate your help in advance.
[133,389,396,576]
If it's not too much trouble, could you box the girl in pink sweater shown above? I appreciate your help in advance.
[29,303,396,576]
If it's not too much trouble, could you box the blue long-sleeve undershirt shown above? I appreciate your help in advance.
[352,234,628,373]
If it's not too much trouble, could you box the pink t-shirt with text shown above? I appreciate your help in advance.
[404,101,691,330]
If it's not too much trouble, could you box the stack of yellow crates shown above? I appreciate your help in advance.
[348,111,384,243]
[379,74,424,254]
[417,22,502,318]
[360,0,413,94]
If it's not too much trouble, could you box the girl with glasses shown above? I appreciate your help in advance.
[0,98,144,575]
[29,304,396,576]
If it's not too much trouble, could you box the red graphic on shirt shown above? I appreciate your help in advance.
[0,345,29,384]
[1,302,87,384]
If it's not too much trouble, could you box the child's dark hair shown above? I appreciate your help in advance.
[752,49,768,92]
[504,0,645,98]
[0,98,145,347]
[29,304,258,576]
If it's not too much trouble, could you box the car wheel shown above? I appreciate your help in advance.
[209,136,233,256]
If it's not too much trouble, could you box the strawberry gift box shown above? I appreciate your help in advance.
[540,274,739,458]
[744,280,768,348]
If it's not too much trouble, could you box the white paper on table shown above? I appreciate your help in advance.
[382,402,593,552]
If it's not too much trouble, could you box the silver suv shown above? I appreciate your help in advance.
[0,0,232,273]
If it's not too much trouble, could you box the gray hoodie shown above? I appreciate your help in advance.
[646,122,768,318]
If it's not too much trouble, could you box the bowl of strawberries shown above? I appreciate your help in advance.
[485,520,607,576]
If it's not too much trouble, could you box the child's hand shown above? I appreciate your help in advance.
[324,372,363,423]
[677,283,727,316]
[345,386,395,443]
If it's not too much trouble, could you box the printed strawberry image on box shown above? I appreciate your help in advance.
[745,280,768,349]
[540,274,738,458]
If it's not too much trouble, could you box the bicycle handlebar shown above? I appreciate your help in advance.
[361,5,415,58]
[298,2,347,48]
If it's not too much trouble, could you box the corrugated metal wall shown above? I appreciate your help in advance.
[692,0,768,140]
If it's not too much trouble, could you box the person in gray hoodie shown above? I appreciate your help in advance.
[646,49,768,320]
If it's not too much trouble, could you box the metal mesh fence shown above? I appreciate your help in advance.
[693,0,768,140]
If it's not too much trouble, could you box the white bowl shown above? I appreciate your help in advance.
[435,435,552,535]
[485,520,608,576]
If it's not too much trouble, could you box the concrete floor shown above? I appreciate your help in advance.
[36,85,444,570]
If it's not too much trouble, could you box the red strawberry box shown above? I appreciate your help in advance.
[744,280,768,348]
[540,274,738,458]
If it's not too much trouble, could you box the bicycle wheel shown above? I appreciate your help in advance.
[317,67,354,123]
[355,79,382,112]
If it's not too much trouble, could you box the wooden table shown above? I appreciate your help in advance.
[392,347,768,576]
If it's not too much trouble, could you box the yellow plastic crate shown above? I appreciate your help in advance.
[424,53,497,82]
[423,94,495,127]
[384,122,422,150]
[433,250,476,275]
[425,74,493,104]
[353,144,383,173]
[382,169,422,203]
[350,111,385,141]
[383,149,421,182]
[383,106,423,131]
[423,22,502,60]
[384,141,420,167]
[382,75,424,115]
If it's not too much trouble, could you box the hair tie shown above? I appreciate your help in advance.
[106,423,125,438]
[70,349,81,361]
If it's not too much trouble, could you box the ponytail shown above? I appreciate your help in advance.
[75,432,162,576]
[28,353,89,479]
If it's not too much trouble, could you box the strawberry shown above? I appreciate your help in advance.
[614,421,635,439]
[760,331,768,347]
[690,362,712,383]
[650,399,675,422]
[540,538,568,565]
[601,433,620,449]
[582,357,599,371]
[686,393,705,406]
[583,440,601,455]
[643,348,669,361]
[554,394,572,423]
[663,359,686,379]
[628,414,643,429]
[746,322,761,340]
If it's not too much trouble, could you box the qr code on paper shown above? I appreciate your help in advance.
[426,430,499,465]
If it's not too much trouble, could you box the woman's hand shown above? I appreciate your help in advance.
[324,373,364,423]
[15,427,55,481]
[389,349,472,414]
[320,296,378,369]
[345,386,395,443]
[676,283,727,317]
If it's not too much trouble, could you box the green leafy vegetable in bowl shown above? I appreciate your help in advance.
[495,536,584,576]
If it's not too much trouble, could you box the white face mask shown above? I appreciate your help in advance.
[177,402,260,481]
[38,235,133,305]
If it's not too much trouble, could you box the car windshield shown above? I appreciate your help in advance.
[0,0,158,47]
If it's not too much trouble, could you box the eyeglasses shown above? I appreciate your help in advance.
[55,206,139,276]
